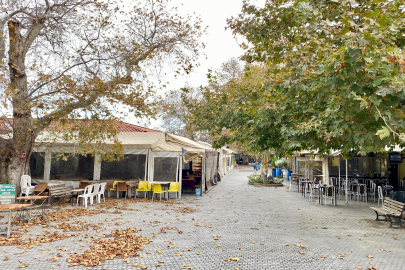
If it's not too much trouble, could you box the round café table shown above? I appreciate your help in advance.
[0,204,32,238]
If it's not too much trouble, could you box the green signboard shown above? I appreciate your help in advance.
[0,184,16,204]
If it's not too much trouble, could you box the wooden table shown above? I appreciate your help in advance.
[126,181,139,198]
[0,204,32,238]
[182,179,195,193]
[16,196,48,201]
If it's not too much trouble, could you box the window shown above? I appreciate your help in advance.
[29,152,45,179]
[50,154,94,180]
[154,157,177,182]
[101,154,146,180]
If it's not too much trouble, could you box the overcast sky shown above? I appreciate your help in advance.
[133,0,265,127]
[166,0,248,89]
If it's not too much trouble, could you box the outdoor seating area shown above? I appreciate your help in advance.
[0,175,185,239]
[291,173,405,228]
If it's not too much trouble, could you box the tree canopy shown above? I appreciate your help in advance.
[189,0,405,157]
[0,0,206,184]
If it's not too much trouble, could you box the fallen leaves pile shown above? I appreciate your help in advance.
[53,222,105,232]
[0,231,75,250]
[14,208,117,228]
[175,207,196,214]
[96,197,182,211]
[66,228,152,267]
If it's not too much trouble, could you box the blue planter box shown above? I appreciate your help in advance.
[287,171,292,180]
[272,168,276,177]
[195,188,201,196]
[276,168,282,177]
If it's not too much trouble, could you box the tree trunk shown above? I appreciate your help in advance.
[243,154,249,165]
[262,153,268,179]
[6,20,36,189]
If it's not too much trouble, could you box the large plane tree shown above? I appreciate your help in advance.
[0,0,205,185]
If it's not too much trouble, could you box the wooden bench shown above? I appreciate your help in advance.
[48,185,74,206]
[370,198,405,228]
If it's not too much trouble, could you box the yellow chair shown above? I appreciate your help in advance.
[167,182,179,199]
[136,181,151,198]
[152,184,167,201]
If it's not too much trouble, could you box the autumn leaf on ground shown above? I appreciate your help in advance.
[224,257,240,262]
[366,255,374,258]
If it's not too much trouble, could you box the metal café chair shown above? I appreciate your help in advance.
[356,184,367,202]
[322,186,336,206]
[308,183,319,203]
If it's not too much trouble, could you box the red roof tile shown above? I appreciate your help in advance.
[0,119,157,133]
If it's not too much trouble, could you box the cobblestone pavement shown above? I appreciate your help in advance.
[1,168,405,270]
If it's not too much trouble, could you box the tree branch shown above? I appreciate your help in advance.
[33,96,98,135]
[28,56,118,98]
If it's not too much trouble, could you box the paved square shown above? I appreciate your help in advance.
[0,169,404,270]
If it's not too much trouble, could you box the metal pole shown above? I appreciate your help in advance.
[345,159,348,204]
[338,156,341,200]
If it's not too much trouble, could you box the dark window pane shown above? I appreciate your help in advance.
[29,152,45,179]
[50,154,94,180]
[154,157,177,182]
[101,154,146,180]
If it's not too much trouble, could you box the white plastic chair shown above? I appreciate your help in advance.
[378,186,384,205]
[371,183,376,202]
[20,175,35,197]
[97,182,106,204]
[77,184,93,208]
[90,183,100,204]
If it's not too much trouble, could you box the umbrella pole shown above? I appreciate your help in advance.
[345,159,348,204]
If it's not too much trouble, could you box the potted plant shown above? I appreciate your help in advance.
[274,158,288,177]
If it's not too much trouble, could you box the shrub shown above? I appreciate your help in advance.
[248,173,263,184]
[274,177,284,184]
[275,158,288,169]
